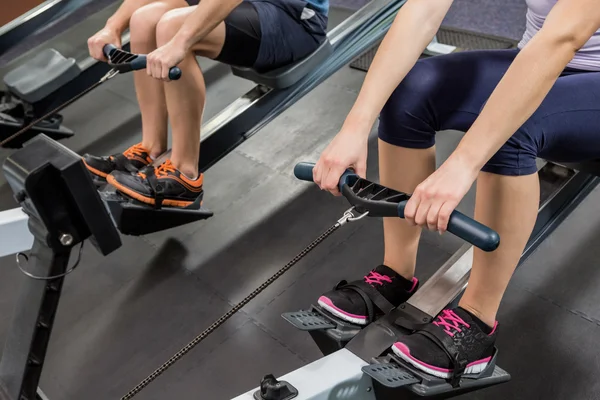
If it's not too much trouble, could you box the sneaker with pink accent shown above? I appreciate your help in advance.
[392,307,497,380]
[317,265,419,325]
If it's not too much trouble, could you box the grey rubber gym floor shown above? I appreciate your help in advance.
[2,4,600,400]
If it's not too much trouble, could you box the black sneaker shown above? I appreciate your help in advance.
[106,159,203,209]
[392,307,497,379]
[82,143,152,182]
[317,265,419,325]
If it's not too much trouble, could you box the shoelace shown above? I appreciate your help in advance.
[123,143,148,159]
[364,271,392,286]
[433,309,470,337]
[155,160,177,177]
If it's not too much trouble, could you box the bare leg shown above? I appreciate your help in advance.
[459,172,539,327]
[128,0,187,158]
[155,8,227,178]
[379,139,436,279]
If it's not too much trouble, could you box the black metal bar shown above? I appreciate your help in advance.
[0,238,71,400]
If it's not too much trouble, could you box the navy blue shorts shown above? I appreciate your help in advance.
[378,49,600,176]
[214,0,327,72]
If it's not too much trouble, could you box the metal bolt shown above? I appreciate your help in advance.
[59,233,74,246]
[15,190,27,203]
[366,387,372,392]
[423,317,428,322]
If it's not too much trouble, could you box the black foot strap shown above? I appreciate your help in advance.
[415,324,468,388]
[334,280,395,324]
[111,153,141,174]
[146,172,164,209]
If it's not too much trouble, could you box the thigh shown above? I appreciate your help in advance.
[248,0,325,71]
[379,50,519,148]
[530,71,600,164]
[420,50,518,131]
[213,1,262,67]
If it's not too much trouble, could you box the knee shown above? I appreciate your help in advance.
[378,60,440,148]
[130,3,172,45]
[481,128,539,176]
[156,9,185,46]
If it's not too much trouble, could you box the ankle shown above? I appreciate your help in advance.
[172,161,199,180]
[382,258,415,281]
[457,302,495,330]
[141,140,167,159]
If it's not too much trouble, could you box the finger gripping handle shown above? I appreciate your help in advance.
[293,162,355,192]
[398,202,500,252]
[103,44,117,58]
[125,55,182,80]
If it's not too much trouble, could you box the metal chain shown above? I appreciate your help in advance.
[120,208,361,400]
[0,69,119,147]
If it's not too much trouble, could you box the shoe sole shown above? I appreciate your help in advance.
[83,159,108,179]
[106,174,195,208]
[318,296,368,325]
[391,342,491,379]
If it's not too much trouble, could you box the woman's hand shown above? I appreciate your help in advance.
[88,26,122,61]
[405,153,479,232]
[314,125,370,196]
[146,39,188,81]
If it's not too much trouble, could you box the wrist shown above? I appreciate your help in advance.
[343,110,376,137]
[174,30,194,50]
[105,18,126,35]
[450,145,484,174]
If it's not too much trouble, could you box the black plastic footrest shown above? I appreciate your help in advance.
[0,117,73,148]
[362,363,420,388]
[363,348,510,397]
[282,310,336,331]
[101,191,213,235]
[283,305,364,355]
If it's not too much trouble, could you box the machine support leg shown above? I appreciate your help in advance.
[0,239,71,400]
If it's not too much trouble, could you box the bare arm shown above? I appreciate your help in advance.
[172,0,243,49]
[455,0,600,171]
[344,0,455,134]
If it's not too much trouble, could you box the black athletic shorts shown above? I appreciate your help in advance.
[185,0,327,71]
[215,2,262,68]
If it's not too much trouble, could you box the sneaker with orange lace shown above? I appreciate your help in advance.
[82,143,153,182]
[106,160,204,208]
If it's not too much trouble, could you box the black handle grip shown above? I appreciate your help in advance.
[293,162,356,192]
[103,44,117,58]
[398,202,500,252]
[102,44,182,81]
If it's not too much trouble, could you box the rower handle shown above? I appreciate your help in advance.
[294,162,500,252]
[103,44,182,81]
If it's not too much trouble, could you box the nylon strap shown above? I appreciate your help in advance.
[146,172,164,209]
[416,324,467,387]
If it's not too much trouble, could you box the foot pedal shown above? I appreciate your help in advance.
[361,363,420,388]
[283,305,363,355]
[101,190,213,235]
[363,349,510,397]
[282,310,336,331]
